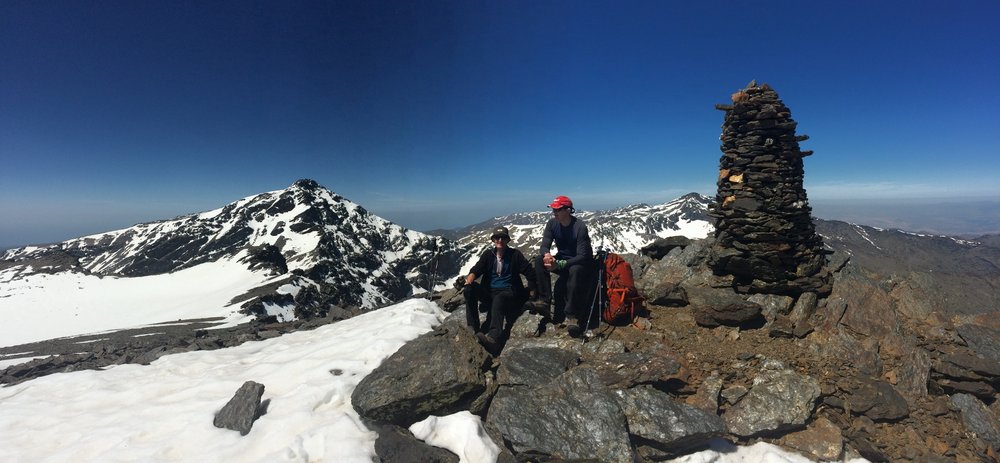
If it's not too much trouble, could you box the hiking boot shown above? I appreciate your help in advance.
[567,319,600,338]
[526,299,551,319]
[475,332,500,354]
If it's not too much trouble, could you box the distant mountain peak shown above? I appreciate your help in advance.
[292,178,322,190]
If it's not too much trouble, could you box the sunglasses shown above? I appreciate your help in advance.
[491,236,509,241]
[552,207,568,213]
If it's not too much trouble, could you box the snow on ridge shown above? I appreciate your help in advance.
[0,254,273,348]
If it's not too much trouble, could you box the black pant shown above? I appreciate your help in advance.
[533,256,596,324]
[464,283,523,339]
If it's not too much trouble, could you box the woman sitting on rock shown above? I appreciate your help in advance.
[463,226,537,353]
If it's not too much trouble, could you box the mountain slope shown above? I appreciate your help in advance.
[0,180,462,330]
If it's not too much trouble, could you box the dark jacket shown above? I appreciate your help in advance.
[469,246,537,299]
[539,217,593,267]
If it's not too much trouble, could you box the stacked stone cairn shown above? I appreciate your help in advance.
[708,81,829,295]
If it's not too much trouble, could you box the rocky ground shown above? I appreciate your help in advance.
[4,235,999,462]
[605,303,988,462]
[0,306,362,386]
[355,235,1000,463]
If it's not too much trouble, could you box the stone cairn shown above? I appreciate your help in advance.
[708,81,829,295]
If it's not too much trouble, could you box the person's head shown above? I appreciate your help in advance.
[490,226,511,249]
[548,195,575,224]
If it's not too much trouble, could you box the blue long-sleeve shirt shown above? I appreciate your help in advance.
[539,217,593,267]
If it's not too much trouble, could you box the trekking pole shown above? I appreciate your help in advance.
[582,248,606,339]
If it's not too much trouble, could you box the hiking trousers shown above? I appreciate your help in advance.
[463,284,522,340]
[533,256,595,324]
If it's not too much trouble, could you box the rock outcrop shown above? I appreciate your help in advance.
[355,223,1000,462]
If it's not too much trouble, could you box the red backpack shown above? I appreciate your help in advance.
[599,252,644,325]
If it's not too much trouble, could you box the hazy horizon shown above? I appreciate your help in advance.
[3,191,998,251]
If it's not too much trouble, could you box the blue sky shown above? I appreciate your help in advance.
[2,1,998,248]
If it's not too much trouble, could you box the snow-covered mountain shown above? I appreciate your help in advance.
[438,193,714,278]
[1,182,713,346]
[1,179,462,324]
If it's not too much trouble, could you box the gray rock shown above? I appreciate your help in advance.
[789,292,818,325]
[213,380,266,436]
[507,311,547,339]
[351,322,489,426]
[720,385,748,405]
[496,347,578,387]
[957,325,1000,363]
[723,366,820,436]
[847,379,909,421]
[640,236,694,260]
[694,301,763,327]
[747,293,794,322]
[615,386,725,452]
[372,424,460,463]
[950,393,1000,450]
[587,347,689,390]
[487,368,634,462]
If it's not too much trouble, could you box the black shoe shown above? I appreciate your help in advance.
[567,319,599,338]
[475,332,500,354]
[526,299,551,319]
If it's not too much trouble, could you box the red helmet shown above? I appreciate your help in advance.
[548,195,574,210]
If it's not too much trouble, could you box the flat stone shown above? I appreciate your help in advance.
[782,416,843,461]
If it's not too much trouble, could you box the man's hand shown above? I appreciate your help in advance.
[543,253,556,271]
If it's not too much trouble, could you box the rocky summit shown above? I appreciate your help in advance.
[355,228,1000,462]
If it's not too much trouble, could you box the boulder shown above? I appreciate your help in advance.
[723,363,820,436]
[352,321,489,426]
[372,424,460,463]
[640,236,694,260]
[950,393,1000,450]
[781,416,844,461]
[829,265,900,339]
[587,347,689,389]
[747,293,794,322]
[956,324,1000,363]
[213,380,266,436]
[846,379,909,422]
[788,292,818,325]
[615,386,725,454]
[694,301,763,327]
[487,368,634,462]
[496,347,578,387]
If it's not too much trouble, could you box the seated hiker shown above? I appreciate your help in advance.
[532,195,598,333]
[464,226,537,352]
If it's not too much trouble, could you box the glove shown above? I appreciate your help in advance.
[556,260,567,270]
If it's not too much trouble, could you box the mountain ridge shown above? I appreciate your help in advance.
[3,180,998,331]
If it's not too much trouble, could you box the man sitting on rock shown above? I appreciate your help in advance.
[532,195,597,335]
[464,226,537,353]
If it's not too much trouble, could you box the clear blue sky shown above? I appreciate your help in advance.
[2,1,998,248]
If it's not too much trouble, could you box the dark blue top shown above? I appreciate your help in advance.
[539,217,593,266]
[490,251,513,289]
